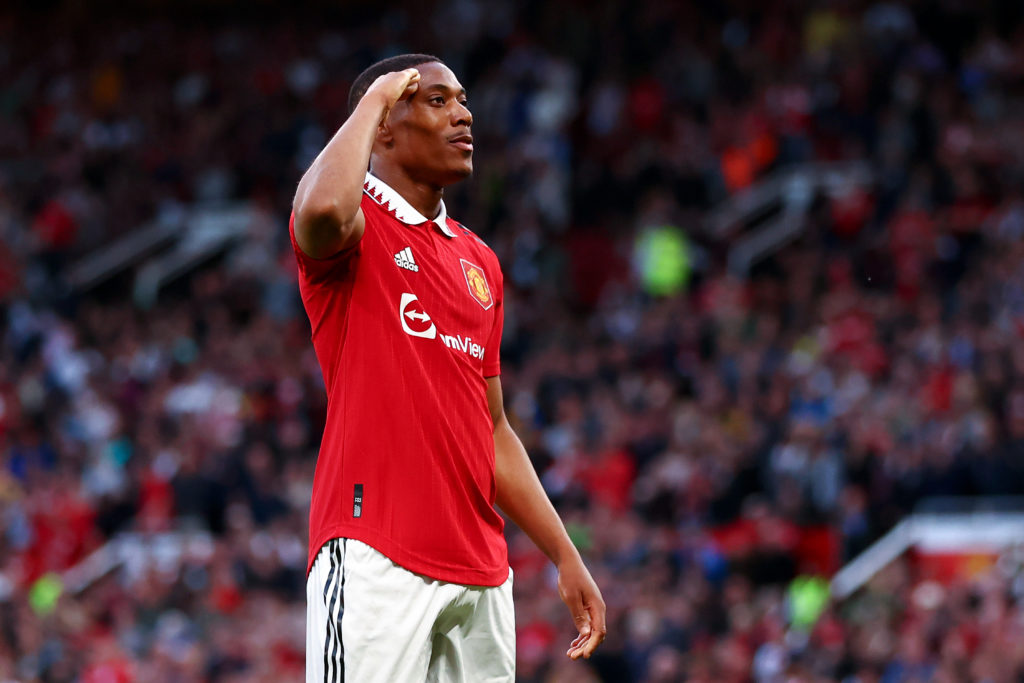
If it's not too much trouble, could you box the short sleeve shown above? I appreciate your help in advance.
[289,212,359,284]
[482,262,504,377]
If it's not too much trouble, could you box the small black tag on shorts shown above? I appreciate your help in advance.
[353,484,363,518]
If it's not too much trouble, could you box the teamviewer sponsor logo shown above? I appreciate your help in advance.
[439,333,485,360]
[398,293,485,359]
[399,292,436,339]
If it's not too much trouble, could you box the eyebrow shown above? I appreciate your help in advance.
[422,84,467,98]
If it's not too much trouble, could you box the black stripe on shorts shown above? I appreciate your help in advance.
[322,539,346,682]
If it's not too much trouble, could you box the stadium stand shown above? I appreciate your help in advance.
[3,0,1024,681]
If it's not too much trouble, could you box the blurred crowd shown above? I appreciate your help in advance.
[4,0,1024,681]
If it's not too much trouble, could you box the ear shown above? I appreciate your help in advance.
[376,119,395,149]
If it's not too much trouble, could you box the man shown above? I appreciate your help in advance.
[291,53,606,682]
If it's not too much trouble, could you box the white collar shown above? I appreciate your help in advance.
[363,172,456,238]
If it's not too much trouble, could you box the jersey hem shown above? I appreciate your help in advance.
[307,525,509,588]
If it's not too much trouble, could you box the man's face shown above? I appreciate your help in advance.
[383,61,473,186]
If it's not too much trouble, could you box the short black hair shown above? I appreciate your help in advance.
[348,53,444,115]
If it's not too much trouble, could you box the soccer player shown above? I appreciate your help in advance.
[291,54,606,682]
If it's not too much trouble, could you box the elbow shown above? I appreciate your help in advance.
[294,197,344,231]
[491,410,510,436]
[293,200,359,259]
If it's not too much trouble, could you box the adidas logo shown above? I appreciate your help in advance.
[394,247,419,272]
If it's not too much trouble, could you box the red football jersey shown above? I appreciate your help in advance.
[292,173,508,586]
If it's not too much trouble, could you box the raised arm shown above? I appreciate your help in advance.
[292,68,421,259]
[487,377,607,660]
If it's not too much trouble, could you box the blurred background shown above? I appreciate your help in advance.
[3,0,1024,681]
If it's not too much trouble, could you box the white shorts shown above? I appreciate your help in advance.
[306,538,515,683]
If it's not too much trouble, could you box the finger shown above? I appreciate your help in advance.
[394,68,420,100]
[402,68,421,87]
[400,81,419,100]
[566,590,592,639]
[580,602,607,658]
[566,631,590,658]
[567,635,589,659]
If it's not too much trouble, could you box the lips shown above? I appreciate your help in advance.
[449,133,473,152]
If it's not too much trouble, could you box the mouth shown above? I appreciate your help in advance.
[448,134,474,152]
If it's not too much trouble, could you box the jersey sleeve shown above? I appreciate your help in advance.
[482,260,504,378]
[288,212,359,284]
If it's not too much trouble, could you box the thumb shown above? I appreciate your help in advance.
[569,591,592,635]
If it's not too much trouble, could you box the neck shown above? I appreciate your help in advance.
[368,160,443,221]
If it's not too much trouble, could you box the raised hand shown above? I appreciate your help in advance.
[363,68,422,122]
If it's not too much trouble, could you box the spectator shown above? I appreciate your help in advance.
[4,0,1024,680]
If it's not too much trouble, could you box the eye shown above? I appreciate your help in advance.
[430,96,445,105]
[458,99,469,108]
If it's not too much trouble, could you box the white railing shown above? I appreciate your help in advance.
[66,201,268,306]
[704,161,874,274]
[831,508,1024,599]
[62,531,214,593]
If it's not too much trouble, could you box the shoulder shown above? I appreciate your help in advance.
[447,218,500,267]
[289,211,360,283]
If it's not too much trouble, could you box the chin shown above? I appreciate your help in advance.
[440,163,473,185]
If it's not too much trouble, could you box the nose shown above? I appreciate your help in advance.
[453,101,472,128]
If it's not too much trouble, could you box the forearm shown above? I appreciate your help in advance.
[294,93,385,225]
[493,420,580,568]
[487,369,606,657]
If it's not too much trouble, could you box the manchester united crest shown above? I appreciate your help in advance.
[460,259,493,310]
